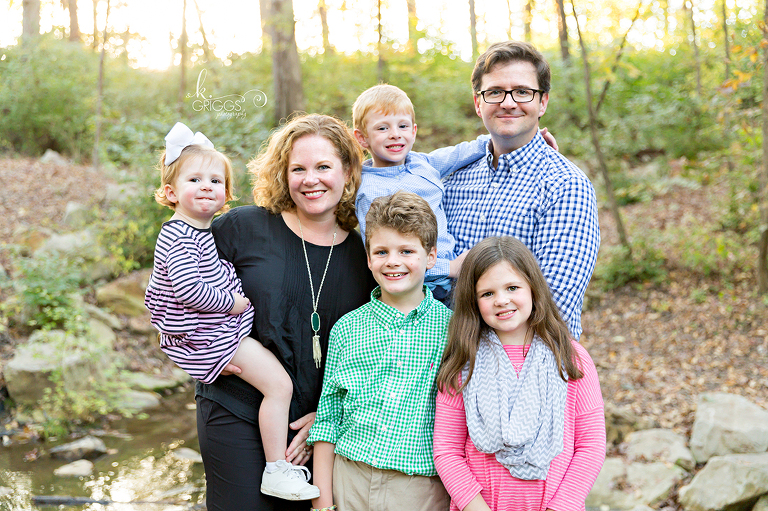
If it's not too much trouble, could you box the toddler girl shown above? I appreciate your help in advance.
[433,236,606,511]
[144,122,319,501]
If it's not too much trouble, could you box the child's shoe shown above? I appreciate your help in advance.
[261,460,321,501]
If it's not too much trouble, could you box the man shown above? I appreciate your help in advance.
[443,41,600,340]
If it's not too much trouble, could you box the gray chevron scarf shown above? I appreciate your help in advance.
[462,331,568,480]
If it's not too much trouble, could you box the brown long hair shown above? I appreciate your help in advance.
[250,113,363,232]
[436,236,582,394]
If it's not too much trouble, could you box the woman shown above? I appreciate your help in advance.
[196,114,376,510]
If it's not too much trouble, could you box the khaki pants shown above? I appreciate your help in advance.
[332,455,450,511]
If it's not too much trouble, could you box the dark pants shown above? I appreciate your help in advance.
[196,396,309,511]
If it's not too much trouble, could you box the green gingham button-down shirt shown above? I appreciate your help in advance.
[308,286,451,476]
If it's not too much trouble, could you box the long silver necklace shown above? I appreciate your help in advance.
[297,216,337,368]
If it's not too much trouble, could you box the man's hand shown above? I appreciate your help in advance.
[540,127,559,152]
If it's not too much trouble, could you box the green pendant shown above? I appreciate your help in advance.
[311,311,320,332]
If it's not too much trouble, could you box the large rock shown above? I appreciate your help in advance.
[689,393,768,463]
[112,390,161,413]
[49,435,107,461]
[678,453,768,511]
[123,368,191,392]
[626,428,695,471]
[53,459,94,477]
[605,402,656,446]
[754,495,768,511]
[95,269,151,317]
[4,320,116,405]
[587,457,687,510]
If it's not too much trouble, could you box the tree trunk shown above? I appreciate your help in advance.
[93,0,111,169]
[468,0,478,60]
[721,0,730,81]
[571,0,631,254]
[260,0,270,52]
[318,0,334,55]
[556,0,569,61]
[64,0,81,42]
[178,0,188,116]
[758,0,768,293]
[505,0,513,39]
[265,0,305,124]
[687,0,702,97]
[721,0,734,173]
[595,0,642,114]
[194,0,213,62]
[523,0,533,42]
[406,0,418,54]
[377,0,386,82]
[22,0,41,44]
[93,0,99,50]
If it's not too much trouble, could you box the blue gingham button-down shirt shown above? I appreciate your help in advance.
[443,131,600,340]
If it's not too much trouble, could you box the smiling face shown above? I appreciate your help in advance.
[475,261,533,345]
[367,227,436,313]
[355,110,417,168]
[164,156,227,228]
[286,134,349,223]
[474,60,549,157]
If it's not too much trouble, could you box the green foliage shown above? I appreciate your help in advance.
[0,35,98,158]
[97,187,165,273]
[5,252,87,334]
[593,240,668,290]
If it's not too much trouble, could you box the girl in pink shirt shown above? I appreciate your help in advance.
[434,236,605,511]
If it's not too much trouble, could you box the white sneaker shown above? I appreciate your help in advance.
[261,460,320,501]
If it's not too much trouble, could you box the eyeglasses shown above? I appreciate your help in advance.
[476,88,544,104]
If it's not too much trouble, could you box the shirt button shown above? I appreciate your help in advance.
[397,360,403,368]
[479,213,487,222]
[511,165,519,173]
[381,425,388,432]
[389,393,396,399]
[491,182,500,188]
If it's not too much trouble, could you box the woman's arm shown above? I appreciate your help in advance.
[433,389,486,511]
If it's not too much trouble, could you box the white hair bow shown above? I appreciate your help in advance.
[164,122,214,165]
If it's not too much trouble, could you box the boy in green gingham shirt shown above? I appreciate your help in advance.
[308,191,452,511]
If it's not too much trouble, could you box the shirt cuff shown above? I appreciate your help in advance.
[307,422,338,446]
[426,258,450,279]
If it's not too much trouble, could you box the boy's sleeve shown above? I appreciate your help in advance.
[308,321,348,445]
[425,135,489,179]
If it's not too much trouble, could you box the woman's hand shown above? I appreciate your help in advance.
[286,412,316,466]
[218,363,242,376]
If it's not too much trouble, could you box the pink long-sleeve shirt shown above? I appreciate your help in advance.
[434,341,605,511]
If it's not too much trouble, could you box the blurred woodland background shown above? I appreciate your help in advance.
[0,0,767,435]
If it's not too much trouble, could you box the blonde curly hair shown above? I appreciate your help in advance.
[250,114,363,232]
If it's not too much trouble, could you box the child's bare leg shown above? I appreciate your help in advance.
[229,337,292,463]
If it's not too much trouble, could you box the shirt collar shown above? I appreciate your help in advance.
[486,130,547,172]
[362,154,411,176]
[369,285,435,328]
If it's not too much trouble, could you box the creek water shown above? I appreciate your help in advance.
[0,388,206,510]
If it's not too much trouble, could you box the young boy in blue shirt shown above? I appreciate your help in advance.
[308,191,452,511]
[352,84,486,303]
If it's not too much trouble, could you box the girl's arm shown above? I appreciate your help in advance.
[433,388,486,511]
[311,441,336,509]
[547,345,606,511]
[165,237,235,313]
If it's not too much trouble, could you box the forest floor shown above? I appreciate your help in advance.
[1,155,767,442]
